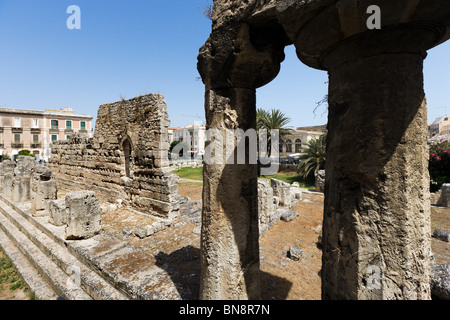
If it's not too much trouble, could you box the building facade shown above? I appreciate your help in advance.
[279,125,326,156]
[172,123,207,158]
[0,107,93,161]
[429,116,450,138]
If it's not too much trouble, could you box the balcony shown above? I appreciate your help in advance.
[30,141,42,148]
[65,128,74,134]
[12,127,23,133]
[0,143,4,148]
[30,128,41,134]
[11,142,23,148]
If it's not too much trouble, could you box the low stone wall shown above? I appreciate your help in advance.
[431,184,450,207]
[257,178,302,235]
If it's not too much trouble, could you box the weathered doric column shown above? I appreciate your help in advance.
[277,0,450,299]
[200,87,260,299]
[197,1,289,299]
[324,46,431,300]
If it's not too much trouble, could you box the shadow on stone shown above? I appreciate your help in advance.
[260,271,293,300]
[154,244,293,300]
[155,245,201,300]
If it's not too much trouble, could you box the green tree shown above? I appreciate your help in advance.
[297,134,326,179]
[256,108,293,157]
[18,150,35,158]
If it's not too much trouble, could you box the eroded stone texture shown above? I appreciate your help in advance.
[49,199,67,226]
[258,179,274,235]
[31,166,57,217]
[65,191,102,240]
[199,0,450,301]
[197,0,290,300]
[270,178,291,207]
[438,184,450,207]
[49,94,179,219]
[279,0,450,300]
[12,156,36,203]
[315,170,325,193]
[1,160,16,198]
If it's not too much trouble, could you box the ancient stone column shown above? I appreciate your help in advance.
[12,156,36,203]
[323,48,431,300]
[31,166,57,217]
[200,87,261,299]
[277,0,450,299]
[197,2,289,299]
[1,160,16,197]
[65,190,102,240]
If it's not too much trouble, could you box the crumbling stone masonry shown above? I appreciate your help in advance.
[64,190,102,240]
[0,160,16,197]
[49,94,179,220]
[12,156,35,203]
[31,166,57,217]
[198,0,450,300]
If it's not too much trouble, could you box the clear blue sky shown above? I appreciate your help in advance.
[0,0,449,129]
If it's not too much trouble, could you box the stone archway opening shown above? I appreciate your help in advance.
[122,138,133,178]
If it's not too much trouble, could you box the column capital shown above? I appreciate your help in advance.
[276,0,450,70]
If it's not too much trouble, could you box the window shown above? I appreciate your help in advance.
[295,139,302,153]
[32,119,39,128]
[33,135,39,142]
[14,134,20,143]
[80,121,86,130]
[66,135,71,140]
[51,135,58,142]
[51,120,59,129]
[14,118,21,128]
[286,140,292,153]
[66,120,72,129]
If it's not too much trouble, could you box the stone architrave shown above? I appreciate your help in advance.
[65,191,102,240]
[31,166,57,217]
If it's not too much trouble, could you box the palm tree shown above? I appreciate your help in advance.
[257,108,293,157]
[297,134,326,179]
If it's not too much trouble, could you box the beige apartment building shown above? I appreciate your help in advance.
[173,123,207,158]
[0,107,93,161]
[429,116,450,138]
[279,125,327,156]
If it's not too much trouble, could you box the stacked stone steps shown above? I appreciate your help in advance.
[0,229,56,300]
[0,195,128,300]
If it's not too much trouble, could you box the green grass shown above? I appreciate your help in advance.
[0,248,34,299]
[173,166,204,181]
[174,166,315,189]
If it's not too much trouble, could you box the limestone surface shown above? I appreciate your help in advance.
[64,191,102,240]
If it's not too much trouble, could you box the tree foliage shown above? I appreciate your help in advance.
[429,140,450,192]
[297,134,326,179]
[256,108,293,157]
[18,150,35,158]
